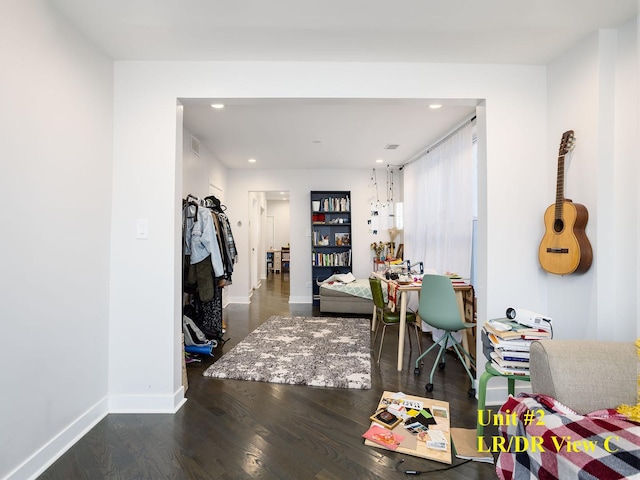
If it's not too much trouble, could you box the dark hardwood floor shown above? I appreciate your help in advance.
[40,273,499,479]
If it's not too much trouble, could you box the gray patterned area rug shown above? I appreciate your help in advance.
[203,315,371,389]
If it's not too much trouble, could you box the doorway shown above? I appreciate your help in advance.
[248,191,290,298]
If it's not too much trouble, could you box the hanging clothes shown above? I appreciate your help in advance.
[204,195,238,282]
[217,211,238,277]
[200,290,223,339]
[184,203,225,278]
[182,194,238,342]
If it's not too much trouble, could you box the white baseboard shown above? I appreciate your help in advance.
[108,386,187,413]
[288,296,312,304]
[8,389,188,480]
[227,296,251,304]
[7,397,109,480]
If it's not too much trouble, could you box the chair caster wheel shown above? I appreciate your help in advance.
[414,367,421,375]
[426,383,434,392]
[468,388,476,398]
[438,362,446,370]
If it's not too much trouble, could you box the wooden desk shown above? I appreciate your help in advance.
[371,272,474,372]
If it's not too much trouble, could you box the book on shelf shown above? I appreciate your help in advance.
[490,351,530,369]
[485,331,534,347]
[311,251,352,267]
[486,332,533,351]
[492,348,530,361]
[483,318,551,340]
[319,196,350,212]
[490,360,530,376]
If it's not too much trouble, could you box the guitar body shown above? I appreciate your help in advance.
[538,200,593,275]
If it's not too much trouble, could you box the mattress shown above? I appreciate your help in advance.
[319,280,374,314]
[319,278,374,299]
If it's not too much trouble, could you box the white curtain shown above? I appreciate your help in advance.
[404,121,474,279]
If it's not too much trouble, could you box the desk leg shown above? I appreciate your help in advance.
[397,292,407,371]
[415,290,421,328]
[455,291,472,370]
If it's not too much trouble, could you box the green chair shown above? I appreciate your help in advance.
[476,361,530,437]
[369,277,421,363]
[413,274,476,397]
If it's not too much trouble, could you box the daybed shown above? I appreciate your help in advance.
[496,339,639,480]
[319,277,378,315]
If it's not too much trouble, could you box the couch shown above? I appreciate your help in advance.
[496,339,639,480]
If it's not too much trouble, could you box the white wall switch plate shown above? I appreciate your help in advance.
[136,219,148,239]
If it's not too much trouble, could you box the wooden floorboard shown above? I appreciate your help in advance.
[39,273,500,479]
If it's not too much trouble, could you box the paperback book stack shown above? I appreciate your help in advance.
[482,317,552,376]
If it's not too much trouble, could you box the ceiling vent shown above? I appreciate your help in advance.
[384,144,399,150]
[191,135,201,156]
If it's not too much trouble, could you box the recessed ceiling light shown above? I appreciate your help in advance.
[211,103,225,109]
[429,104,442,109]
[312,140,322,144]
[376,159,384,163]
[248,158,256,163]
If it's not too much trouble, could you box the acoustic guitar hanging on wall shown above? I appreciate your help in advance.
[538,130,593,275]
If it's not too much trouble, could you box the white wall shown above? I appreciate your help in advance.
[612,18,639,340]
[546,21,639,341]
[182,126,228,200]
[0,1,113,478]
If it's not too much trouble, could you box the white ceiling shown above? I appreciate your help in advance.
[181,98,478,170]
[50,0,637,64]
[50,0,638,170]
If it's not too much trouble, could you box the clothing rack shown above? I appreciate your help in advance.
[182,193,238,343]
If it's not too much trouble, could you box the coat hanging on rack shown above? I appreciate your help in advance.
[182,194,238,341]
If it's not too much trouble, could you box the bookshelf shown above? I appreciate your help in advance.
[281,247,290,273]
[311,191,352,305]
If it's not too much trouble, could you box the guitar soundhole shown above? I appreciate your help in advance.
[553,219,564,233]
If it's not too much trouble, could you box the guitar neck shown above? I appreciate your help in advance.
[554,154,565,220]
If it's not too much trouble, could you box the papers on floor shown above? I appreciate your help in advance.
[450,428,495,464]
[426,429,448,451]
[363,391,452,464]
[362,425,404,450]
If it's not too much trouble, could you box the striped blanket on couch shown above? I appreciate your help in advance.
[496,393,640,480]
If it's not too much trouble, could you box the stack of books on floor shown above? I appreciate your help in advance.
[482,317,552,376]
